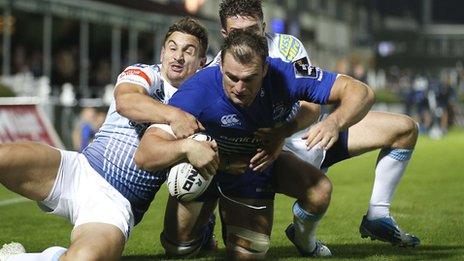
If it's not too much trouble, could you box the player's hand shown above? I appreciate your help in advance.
[169,109,205,139]
[302,117,339,150]
[185,139,219,180]
[250,126,287,171]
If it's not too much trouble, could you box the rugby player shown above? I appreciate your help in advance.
[135,30,374,259]
[0,17,211,261]
[216,0,421,251]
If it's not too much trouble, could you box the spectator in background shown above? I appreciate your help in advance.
[72,107,107,152]
[437,75,457,133]
[411,75,432,133]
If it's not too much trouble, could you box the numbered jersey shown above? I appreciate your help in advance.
[82,63,176,224]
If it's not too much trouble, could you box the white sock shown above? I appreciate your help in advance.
[292,201,323,253]
[8,246,67,261]
[367,148,412,220]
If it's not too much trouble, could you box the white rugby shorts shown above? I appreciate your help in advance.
[38,150,134,240]
[283,126,326,169]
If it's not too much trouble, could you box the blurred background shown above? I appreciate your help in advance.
[0,0,463,149]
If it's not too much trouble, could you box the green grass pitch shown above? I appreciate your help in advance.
[1,129,463,260]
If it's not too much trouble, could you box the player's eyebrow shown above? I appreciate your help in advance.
[225,71,258,82]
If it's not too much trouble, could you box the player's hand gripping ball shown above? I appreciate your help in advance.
[167,133,214,201]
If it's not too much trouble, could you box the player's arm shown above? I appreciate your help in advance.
[114,82,184,124]
[251,101,321,171]
[114,65,203,138]
[283,58,374,149]
[134,125,219,179]
[304,74,375,149]
[325,74,374,130]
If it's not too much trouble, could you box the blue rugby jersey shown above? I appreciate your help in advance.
[82,63,176,224]
[169,57,337,156]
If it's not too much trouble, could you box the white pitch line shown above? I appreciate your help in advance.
[0,197,30,207]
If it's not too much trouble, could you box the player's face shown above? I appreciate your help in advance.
[221,52,268,108]
[161,31,205,88]
[222,15,265,37]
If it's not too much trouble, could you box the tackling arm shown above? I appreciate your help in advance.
[115,83,203,138]
[134,126,219,178]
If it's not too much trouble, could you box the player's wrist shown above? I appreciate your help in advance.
[166,107,183,125]
[180,139,194,160]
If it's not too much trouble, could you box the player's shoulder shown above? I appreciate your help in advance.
[123,63,160,73]
[179,66,222,96]
[189,65,220,84]
[266,32,306,61]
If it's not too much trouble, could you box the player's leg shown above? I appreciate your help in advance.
[0,145,67,260]
[273,151,332,256]
[341,111,420,246]
[161,196,218,258]
[5,225,125,261]
[0,141,61,201]
[7,223,126,261]
[62,223,126,261]
[3,151,129,261]
[219,197,273,259]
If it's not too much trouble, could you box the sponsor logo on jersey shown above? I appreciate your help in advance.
[120,68,152,85]
[220,114,241,127]
[272,103,288,122]
[278,35,301,62]
[293,57,321,79]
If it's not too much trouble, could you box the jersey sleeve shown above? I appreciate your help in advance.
[271,33,312,65]
[272,58,338,104]
[115,64,161,92]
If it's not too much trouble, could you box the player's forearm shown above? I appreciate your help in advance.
[116,92,180,124]
[328,75,375,130]
[135,131,189,172]
[289,101,321,134]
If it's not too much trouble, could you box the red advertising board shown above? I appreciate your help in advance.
[0,98,63,148]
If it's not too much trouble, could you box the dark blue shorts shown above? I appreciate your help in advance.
[321,130,351,168]
[197,164,275,201]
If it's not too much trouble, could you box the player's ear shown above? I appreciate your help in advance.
[160,46,165,63]
[199,57,207,68]
[221,28,228,38]
[263,62,268,77]
[262,22,266,35]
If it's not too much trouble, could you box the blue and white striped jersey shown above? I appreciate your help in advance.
[82,63,176,224]
[169,57,337,157]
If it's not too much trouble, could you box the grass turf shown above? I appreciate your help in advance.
[1,129,463,260]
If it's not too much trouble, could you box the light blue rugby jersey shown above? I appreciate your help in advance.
[169,57,337,157]
[82,63,175,224]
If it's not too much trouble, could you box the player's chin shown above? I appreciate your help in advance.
[168,69,185,77]
[231,97,249,107]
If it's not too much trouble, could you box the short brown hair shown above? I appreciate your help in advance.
[221,29,268,66]
[219,0,263,29]
[163,17,208,58]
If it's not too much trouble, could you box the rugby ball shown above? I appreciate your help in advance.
[167,133,214,201]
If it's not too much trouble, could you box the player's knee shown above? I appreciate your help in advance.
[160,231,202,258]
[226,225,270,260]
[395,115,419,148]
[404,116,419,143]
[306,176,332,214]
